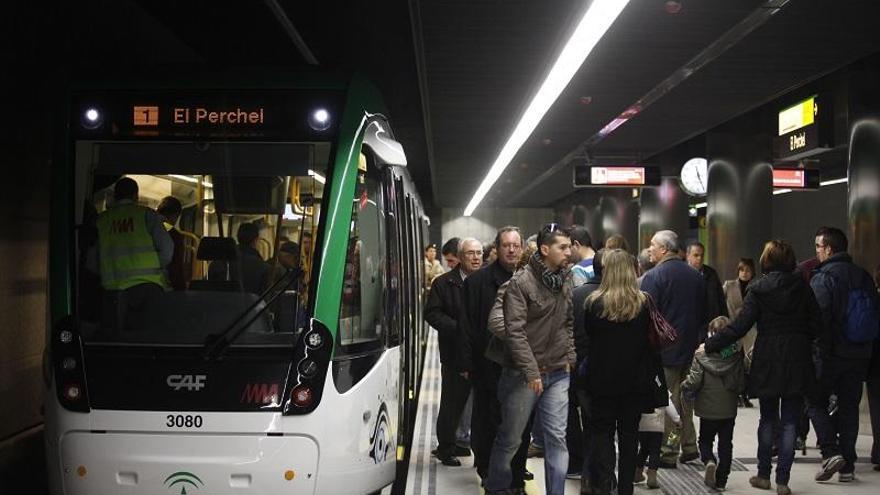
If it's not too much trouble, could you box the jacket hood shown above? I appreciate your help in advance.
[817,252,853,269]
[748,271,807,313]
[696,348,742,375]
[696,349,744,392]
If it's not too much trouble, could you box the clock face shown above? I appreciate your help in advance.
[680,157,708,196]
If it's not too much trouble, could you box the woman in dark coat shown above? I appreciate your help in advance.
[704,240,822,495]
[577,249,661,495]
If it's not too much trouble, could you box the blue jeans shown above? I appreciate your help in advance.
[758,396,803,485]
[487,368,570,495]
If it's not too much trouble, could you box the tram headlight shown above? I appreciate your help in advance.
[63,383,82,401]
[306,331,323,349]
[81,107,104,129]
[59,330,74,344]
[291,385,314,407]
[61,357,77,371]
[308,108,331,131]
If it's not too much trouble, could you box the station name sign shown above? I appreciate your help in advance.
[774,95,831,160]
[574,165,661,187]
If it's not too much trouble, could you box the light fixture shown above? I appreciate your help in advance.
[168,174,213,188]
[307,169,326,184]
[693,202,708,209]
[308,108,331,131]
[820,177,847,186]
[463,0,630,216]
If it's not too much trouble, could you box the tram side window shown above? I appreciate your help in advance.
[337,155,385,350]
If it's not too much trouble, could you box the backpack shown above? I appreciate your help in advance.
[844,286,880,343]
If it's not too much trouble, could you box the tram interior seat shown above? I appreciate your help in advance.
[190,236,242,292]
[130,290,272,340]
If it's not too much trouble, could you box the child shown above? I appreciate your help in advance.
[634,397,681,489]
[683,316,745,491]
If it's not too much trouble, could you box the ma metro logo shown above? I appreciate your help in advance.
[167,374,207,391]
[164,471,204,494]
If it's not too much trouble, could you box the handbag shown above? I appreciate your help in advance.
[644,292,678,350]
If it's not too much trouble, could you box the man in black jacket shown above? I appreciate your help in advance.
[686,241,728,326]
[809,227,879,482]
[425,237,483,466]
[458,227,528,487]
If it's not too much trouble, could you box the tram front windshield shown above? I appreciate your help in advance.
[74,141,329,347]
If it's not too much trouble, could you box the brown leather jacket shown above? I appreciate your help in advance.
[487,263,575,381]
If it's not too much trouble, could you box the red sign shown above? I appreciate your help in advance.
[773,169,805,188]
[240,383,280,405]
[591,166,645,185]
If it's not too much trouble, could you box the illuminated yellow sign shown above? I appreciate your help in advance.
[778,96,816,136]
[133,106,159,126]
[173,107,264,125]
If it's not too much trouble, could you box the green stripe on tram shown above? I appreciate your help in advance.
[312,74,387,355]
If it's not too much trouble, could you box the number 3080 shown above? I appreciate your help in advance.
[166,414,203,428]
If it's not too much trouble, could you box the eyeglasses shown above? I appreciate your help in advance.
[463,250,483,258]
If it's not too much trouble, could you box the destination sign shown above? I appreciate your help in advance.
[574,165,661,187]
[71,90,344,141]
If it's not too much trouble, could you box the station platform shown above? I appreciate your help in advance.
[405,329,879,495]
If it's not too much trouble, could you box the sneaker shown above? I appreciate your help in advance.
[838,472,855,482]
[715,480,727,491]
[776,485,791,495]
[704,461,717,488]
[527,443,544,458]
[815,454,845,481]
[646,468,659,489]
[634,466,646,483]
[566,469,582,480]
[749,475,771,490]
[680,451,700,464]
[522,469,534,481]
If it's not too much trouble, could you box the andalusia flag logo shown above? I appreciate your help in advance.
[164,471,204,494]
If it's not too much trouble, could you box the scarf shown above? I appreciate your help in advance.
[529,252,569,293]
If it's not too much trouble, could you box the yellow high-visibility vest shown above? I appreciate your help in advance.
[96,203,167,290]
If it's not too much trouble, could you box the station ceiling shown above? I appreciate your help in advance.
[51,0,880,211]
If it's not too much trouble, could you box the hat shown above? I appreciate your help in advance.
[425,243,437,251]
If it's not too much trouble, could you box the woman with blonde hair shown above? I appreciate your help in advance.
[576,249,660,495]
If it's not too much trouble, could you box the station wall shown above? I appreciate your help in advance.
[440,208,554,248]
[771,182,848,266]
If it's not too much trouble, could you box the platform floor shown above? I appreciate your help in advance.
[406,329,879,495]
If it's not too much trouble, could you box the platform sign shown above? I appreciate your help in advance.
[778,96,816,136]
[574,165,660,187]
[774,95,832,160]
[772,168,820,189]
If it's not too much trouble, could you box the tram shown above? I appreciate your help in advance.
[43,70,430,495]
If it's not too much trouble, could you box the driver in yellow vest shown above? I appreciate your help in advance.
[93,177,173,331]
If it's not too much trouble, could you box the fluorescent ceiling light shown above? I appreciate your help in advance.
[693,202,708,209]
[463,0,630,216]
[168,174,213,188]
[772,188,792,195]
[820,177,847,186]
[308,169,326,184]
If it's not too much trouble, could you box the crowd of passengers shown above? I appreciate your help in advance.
[424,222,880,495]
[83,177,306,331]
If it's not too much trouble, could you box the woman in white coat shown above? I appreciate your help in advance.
[722,258,756,407]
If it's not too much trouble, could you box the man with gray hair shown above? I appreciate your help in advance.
[640,230,708,468]
[425,237,484,466]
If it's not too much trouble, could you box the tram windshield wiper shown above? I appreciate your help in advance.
[202,267,303,359]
